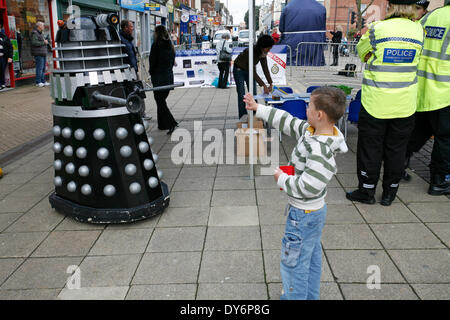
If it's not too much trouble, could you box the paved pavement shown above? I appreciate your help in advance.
[0,85,53,155]
[0,78,449,300]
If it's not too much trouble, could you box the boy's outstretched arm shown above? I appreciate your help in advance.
[243,93,308,140]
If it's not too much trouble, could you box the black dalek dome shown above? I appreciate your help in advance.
[48,14,170,224]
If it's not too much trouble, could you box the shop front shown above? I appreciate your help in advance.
[0,0,120,88]
[120,0,151,56]
[1,0,53,87]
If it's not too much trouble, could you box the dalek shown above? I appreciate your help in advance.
[48,14,180,224]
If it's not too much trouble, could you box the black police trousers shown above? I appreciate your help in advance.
[356,105,415,197]
[406,106,450,177]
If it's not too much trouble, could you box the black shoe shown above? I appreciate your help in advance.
[402,171,411,182]
[167,123,179,135]
[428,174,450,196]
[380,189,397,206]
[346,189,376,204]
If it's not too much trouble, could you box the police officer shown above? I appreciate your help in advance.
[404,0,450,195]
[415,0,430,20]
[346,0,424,206]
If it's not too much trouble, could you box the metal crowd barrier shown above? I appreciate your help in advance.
[294,41,363,76]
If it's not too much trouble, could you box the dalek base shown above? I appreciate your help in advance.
[49,182,170,224]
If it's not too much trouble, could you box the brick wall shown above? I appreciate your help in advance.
[324,0,388,40]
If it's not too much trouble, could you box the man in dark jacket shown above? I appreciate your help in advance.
[0,22,13,89]
[119,20,138,74]
[329,26,343,66]
[31,22,49,87]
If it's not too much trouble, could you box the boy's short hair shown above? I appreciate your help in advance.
[311,87,346,123]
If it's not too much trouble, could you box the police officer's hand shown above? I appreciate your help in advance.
[7,58,12,64]
[364,52,372,62]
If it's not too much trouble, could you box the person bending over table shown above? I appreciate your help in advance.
[233,35,275,120]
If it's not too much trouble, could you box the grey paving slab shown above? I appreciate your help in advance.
[322,224,383,250]
[208,206,259,227]
[197,283,268,300]
[147,227,206,252]
[172,177,215,191]
[58,286,129,300]
[88,229,152,256]
[396,185,450,203]
[4,198,64,232]
[326,204,365,224]
[32,230,101,257]
[132,252,201,285]
[336,173,359,188]
[261,224,285,250]
[169,191,212,208]
[0,289,60,300]
[205,226,261,251]
[199,251,264,283]
[78,255,141,287]
[216,165,252,177]
[258,205,287,226]
[213,176,255,190]
[1,257,83,289]
[412,284,450,300]
[28,168,53,184]
[255,176,280,190]
[407,202,450,223]
[425,223,450,247]
[211,190,256,207]
[326,187,355,205]
[178,166,217,178]
[340,284,418,300]
[0,184,20,200]
[256,189,287,206]
[388,249,450,283]
[355,203,421,224]
[126,284,197,300]
[0,194,45,214]
[12,183,53,199]
[370,223,444,249]
[0,232,48,258]
[0,258,24,285]
[157,207,210,227]
[325,250,405,283]
[157,168,182,180]
[0,172,37,185]
[267,282,343,300]
[0,213,23,232]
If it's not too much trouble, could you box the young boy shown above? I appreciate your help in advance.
[244,87,348,300]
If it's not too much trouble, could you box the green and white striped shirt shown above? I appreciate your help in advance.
[256,104,348,210]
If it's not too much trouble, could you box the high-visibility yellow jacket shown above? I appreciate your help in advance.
[416,5,450,112]
[357,17,424,119]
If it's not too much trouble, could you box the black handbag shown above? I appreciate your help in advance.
[219,41,232,62]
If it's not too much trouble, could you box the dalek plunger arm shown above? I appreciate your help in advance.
[92,82,184,114]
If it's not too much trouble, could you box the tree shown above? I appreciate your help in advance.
[244,6,260,30]
[355,0,375,31]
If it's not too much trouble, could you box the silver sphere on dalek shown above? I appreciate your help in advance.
[48,13,171,224]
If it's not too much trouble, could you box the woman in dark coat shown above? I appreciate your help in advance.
[149,25,178,134]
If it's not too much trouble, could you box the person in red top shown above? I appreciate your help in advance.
[272,28,280,44]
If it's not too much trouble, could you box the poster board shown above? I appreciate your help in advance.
[172,45,288,88]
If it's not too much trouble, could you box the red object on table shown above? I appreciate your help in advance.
[279,166,295,190]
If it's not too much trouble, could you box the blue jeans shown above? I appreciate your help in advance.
[280,204,327,300]
[35,56,46,84]
[233,66,256,119]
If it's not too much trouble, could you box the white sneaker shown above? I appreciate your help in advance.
[44,82,50,86]
[36,83,45,87]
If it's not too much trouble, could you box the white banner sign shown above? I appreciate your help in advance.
[173,45,288,88]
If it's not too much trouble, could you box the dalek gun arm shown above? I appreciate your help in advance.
[92,82,184,114]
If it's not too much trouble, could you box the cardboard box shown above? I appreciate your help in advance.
[236,118,264,129]
[235,128,267,157]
